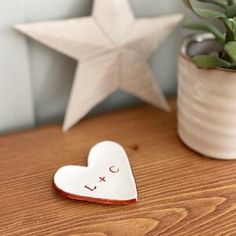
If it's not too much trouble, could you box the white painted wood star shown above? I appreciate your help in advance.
[16,0,183,131]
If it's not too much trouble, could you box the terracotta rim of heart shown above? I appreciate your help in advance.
[53,182,137,205]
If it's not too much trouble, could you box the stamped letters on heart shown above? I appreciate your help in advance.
[53,141,138,205]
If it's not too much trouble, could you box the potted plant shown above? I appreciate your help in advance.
[178,0,236,160]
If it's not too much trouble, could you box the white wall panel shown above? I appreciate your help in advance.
[0,0,34,133]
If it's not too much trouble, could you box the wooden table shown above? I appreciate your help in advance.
[1,101,236,236]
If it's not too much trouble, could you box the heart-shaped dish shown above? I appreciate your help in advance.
[53,141,138,205]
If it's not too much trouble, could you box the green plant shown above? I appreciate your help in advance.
[183,0,236,69]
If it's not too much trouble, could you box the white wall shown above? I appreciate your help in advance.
[0,0,34,133]
[0,0,192,133]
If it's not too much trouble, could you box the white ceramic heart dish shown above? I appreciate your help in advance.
[53,141,138,205]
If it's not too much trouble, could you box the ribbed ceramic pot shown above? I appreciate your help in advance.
[178,33,236,160]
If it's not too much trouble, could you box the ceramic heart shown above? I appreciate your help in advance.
[53,141,138,205]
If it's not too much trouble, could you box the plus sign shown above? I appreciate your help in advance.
[99,177,106,182]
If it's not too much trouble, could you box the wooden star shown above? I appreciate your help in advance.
[16,0,182,131]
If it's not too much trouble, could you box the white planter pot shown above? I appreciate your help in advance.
[178,33,236,160]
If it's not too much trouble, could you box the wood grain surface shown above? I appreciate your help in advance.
[1,101,236,236]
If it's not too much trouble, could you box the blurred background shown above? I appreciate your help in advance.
[0,0,196,134]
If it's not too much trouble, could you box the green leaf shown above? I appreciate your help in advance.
[196,9,226,18]
[183,0,226,18]
[184,22,225,45]
[225,4,236,17]
[193,55,231,69]
[198,0,228,8]
[224,41,236,61]
[228,0,236,6]
[220,18,236,42]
